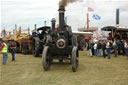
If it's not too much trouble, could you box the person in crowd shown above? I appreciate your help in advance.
[80,39,85,50]
[124,40,126,56]
[90,41,94,56]
[83,39,88,56]
[93,41,97,56]
[9,42,16,61]
[117,40,121,55]
[113,39,118,57]
[0,40,8,64]
[97,41,102,57]
[87,40,92,57]
[121,40,125,55]
[106,40,111,59]
[124,40,128,58]
[102,40,106,58]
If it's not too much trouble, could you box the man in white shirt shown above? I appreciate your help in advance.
[124,40,128,57]
[106,40,111,59]
[94,42,97,56]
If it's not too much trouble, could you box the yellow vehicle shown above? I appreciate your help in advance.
[2,27,32,54]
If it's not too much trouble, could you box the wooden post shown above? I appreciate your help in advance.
[15,24,17,34]
[28,27,30,34]
[13,29,15,34]
[19,27,21,33]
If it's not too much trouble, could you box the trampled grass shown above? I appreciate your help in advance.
[0,51,128,85]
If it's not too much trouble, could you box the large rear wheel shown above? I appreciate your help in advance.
[42,46,51,71]
[72,47,78,72]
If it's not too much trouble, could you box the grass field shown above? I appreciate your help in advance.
[0,51,128,85]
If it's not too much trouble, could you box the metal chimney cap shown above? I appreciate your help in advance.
[58,5,65,12]
[51,18,56,22]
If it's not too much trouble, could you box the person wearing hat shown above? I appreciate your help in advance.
[0,40,8,64]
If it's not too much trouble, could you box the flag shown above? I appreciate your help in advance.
[88,7,94,12]
[93,14,101,20]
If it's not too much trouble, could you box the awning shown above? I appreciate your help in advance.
[101,26,116,31]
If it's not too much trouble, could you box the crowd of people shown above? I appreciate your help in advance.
[1,38,128,65]
[83,39,128,59]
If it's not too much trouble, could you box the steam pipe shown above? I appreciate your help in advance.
[35,24,37,30]
[51,18,56,31]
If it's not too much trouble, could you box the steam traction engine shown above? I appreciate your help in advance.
[31,26,51,57]
[42,6,79,72]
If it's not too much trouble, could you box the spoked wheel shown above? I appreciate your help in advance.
[32,44,39,57]
[42,46,51,71]
[72,46,79,72]
[32,38,40,57]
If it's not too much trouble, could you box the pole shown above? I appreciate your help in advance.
[28,27,30,34]
[87,13,89,32]
[116,9,119,27]
[44,21,47,26]
[35,24,37,30]
[15,24,17,34]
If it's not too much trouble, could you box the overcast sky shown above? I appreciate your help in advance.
[0,0,128,33]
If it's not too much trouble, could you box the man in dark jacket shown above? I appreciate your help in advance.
[91,42,94,56]
[113,39,118,57]
[97,41,102,56]
[117,40,121,55]
[9,42,16,61]
[102,41,106,58]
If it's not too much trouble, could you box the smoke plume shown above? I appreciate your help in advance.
[59,0,83,7]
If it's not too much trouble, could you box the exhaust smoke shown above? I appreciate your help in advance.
[59,0,83,7]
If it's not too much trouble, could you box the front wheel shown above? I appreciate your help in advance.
[42,46,51,71]
[32,37,40,57]
[72,47,78,72]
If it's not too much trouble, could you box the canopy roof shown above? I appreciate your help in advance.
[37,26,51,31]
[101,26,116,31]
[101,26,128,32]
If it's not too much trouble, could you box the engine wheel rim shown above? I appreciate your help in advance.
[42,46,51,71]
[72,47,78,72]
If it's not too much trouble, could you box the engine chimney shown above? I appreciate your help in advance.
[51,18,56,31]
[116,9,119,27]
[58,5,65,31]
[35,24,37,30]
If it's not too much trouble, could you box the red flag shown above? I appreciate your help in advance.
[88,7,94,12]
